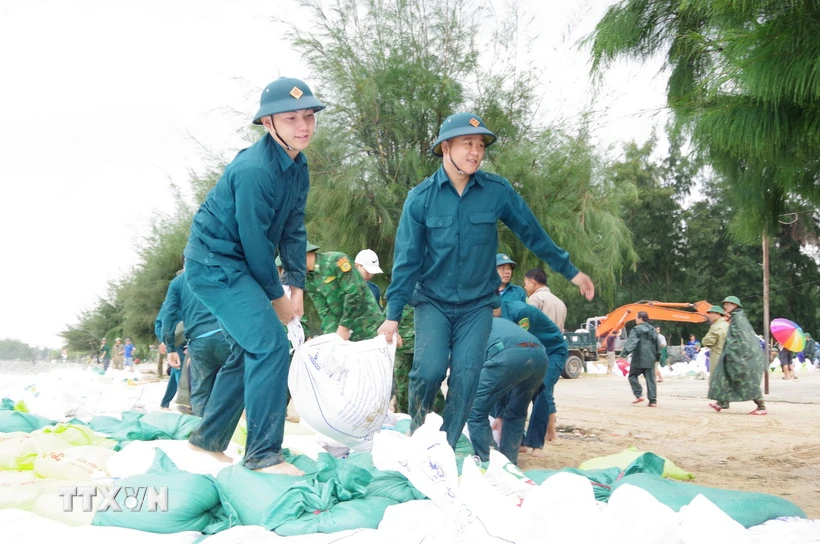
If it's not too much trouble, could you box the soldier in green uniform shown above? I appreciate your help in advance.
[305,243,383,341]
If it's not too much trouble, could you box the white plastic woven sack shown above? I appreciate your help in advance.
[288,333,395,451]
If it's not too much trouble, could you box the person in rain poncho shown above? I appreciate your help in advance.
[707,296,767,415]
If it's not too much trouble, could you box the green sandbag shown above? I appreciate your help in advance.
[272,495,397,536]
[611,473,807,528]
[216,451,318,526]
[86,411,201,446]
[1,398,14,411]
[0,411,56,433]
[262,452,392,535]
[128,411,202,441]
[344,452,426,502]
[92,449,230,534]
[314,453,373,501]
[525,452,666,502]
[579,446,694,481]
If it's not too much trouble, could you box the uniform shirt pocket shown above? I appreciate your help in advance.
[425,214,454,246]
[467,211,498,245]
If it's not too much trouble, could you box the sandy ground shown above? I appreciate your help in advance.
[517,367,820,519]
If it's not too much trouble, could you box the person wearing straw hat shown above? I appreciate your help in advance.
[183,77,324,474]
[708,296,767,415]
[377,112,595,449]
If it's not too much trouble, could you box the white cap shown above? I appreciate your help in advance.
[354,249,383,274]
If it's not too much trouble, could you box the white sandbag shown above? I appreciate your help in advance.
[0,471,48,509]
[0,432,35,469]
[748,517,820,544]
[372,412,459,515]
[0,508,69,541]
[288,333,395,451]
[425,456,544,544]
[522,472,601,544]
[677,494,753,544]
[30,479,107,527]
[482,449,539,506]
[33,445,116,481]
[600,483,680,544]
[377,500,450,543]
[107,439,236,479]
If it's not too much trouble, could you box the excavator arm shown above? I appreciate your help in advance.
[596,300,713,338]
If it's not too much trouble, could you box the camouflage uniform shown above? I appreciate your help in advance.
[393,305,445,415]
[305,252,382,341]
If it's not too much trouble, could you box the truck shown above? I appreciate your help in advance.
[561,300,714,379]
[561,327,600,379]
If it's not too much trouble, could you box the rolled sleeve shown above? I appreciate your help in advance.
[500,186,579,281]
[385,196,426,321]
[234,169,285,300]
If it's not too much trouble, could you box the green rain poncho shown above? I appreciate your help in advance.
[707,309,765,403]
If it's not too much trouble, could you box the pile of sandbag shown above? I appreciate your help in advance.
[6,368,156,421]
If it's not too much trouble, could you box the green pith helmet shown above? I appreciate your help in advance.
[253,78,325,125]
[432,112,497,157]
[275,241,320,267]
[496,253,516,268]
[707,305,726,315]
[722,296,742,308]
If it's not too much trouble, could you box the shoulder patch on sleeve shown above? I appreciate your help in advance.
[337,257,352,273]
[324,276,336,284]
[518,317,530,330]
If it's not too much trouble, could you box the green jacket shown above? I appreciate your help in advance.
[621,322,660,369]
[701,317,729,367]
[804,337,816,360]
[305,252,383,341]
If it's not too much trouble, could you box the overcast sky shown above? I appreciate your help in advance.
[0,0,668,348]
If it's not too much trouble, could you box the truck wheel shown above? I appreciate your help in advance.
[562,355,585,379]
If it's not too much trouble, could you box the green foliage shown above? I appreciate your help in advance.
[0,338,35,361]
[588,0,820,239]
[59,0,819,352]
[285,0,638,301]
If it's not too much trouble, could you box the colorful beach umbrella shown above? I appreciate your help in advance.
[770,318,806,352]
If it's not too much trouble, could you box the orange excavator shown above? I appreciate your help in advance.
[594,300,714,339]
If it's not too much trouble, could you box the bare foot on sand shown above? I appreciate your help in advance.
[530,448,548,458]
[188,442,233,463]
[253,461,304,476]
[519,445,529,454]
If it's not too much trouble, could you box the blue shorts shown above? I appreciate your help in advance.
[124,357,134,367]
